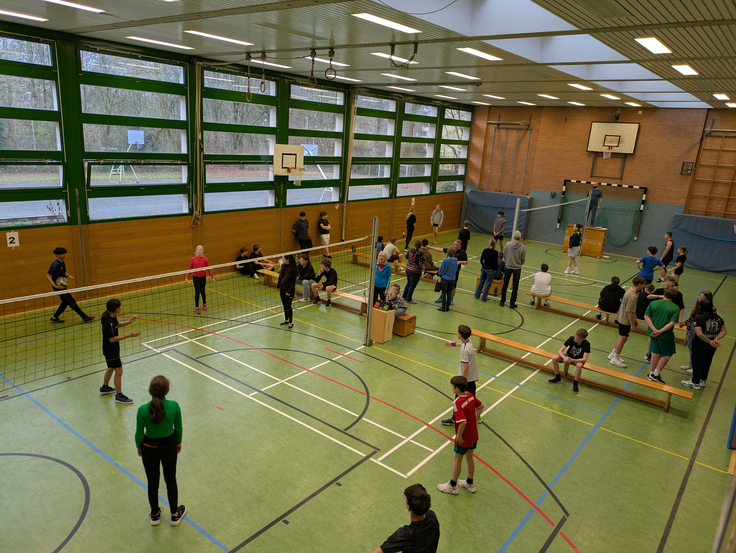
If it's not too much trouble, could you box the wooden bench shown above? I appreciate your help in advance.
[471,329,692,411]
[527,293,687,343]
[324,291,368,314]
[351,252,437,283]
[393,313,417,337]
[257,269,280,287]
[476,276,505,297]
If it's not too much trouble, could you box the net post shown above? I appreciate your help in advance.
[364,217,379,347]
[581,192,592,244]
[511,197,521,236]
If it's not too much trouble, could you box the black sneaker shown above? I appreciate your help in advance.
[441,418,454,426]
[171,505,186,526]
[100,385,116,395]
[82,316,96,323]
[656,278,664,283]
[510,304,518,309]
[288,323,294,330]
[595,313,602,320]
[325,300,332,308]
[498,302,505,307]
[572,381,579,394]
[151,508,161,526]
[280,320,289,326]
[312,297,321,305]
[548,375,561,383]
[115,393,133,405]
[50,317,64,323]
[647,373,666,384]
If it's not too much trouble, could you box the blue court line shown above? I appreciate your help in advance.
[0,374,228,552]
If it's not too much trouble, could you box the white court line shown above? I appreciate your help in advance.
[372,458,408,478]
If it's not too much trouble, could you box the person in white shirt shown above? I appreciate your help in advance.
[530,263,552,307]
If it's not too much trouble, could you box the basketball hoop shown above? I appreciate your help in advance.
[287,166,305,187]
[602,146,614,159]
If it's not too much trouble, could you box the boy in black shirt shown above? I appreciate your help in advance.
[292,212,312,251]
[235,247,257,279]
[596,276,625,319]
[249,244,274,271]
[372,483,440,553]
[458,220,471,252]
[99,298,140,405]
[318,210,331,258]
[548,329,590,394]
[682,301,727,390]
[297,253,316,301]
[311,257,338,308]
[636,283,655,321]
[46,247,95,324]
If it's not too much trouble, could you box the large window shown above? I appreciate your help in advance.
[436,107,471,194]
[397,101,438,198]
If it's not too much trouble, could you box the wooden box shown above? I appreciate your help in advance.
[393,313,417,337]
[562,224,608,259]
[370,308,395,344]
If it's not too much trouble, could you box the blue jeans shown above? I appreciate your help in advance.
[475,268,494,301]
[501,267,522,306]
[588,206,598,226]
[686,327,694,367]
[403,271,421,301]
[297,279,314,299]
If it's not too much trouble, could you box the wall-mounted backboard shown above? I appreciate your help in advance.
[587,122,640,154]
[273,144,304,176]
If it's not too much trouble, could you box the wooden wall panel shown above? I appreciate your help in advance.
[344,199,393,242]
[279,204,343,254]
[201,209,281,269]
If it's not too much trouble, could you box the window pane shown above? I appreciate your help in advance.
[81,51,184,84]
[440,143,468,158]
[289,108,343,132]
[438,163,466,176]
[397,182,430,197]
[88,194,188,220]
[355,116,394,136]
[0,165,62,189]
[445,108,472,121]
[90,164,187,186]
[288,136,342,157]
[203,99,274,127]
[286,186,340,206]
[204,131,273,155]
[402,121,436,139]
[348,184,389,201]
[0,75,57,110]
[351,164,390,179]
[300,164,340,181]
[0,37,52,66]
[204,71,276,96]
[441,125,470,141]
[399,164,431,178]
[80,85,185,120]
[405,103,437,117]
[290,85,344,105]
[400,142,434,158]
[205,164,273,183]
[205,190,275,211]
[437,180,464,193]
[352,139,392,157]
[0,198,66,227]
[83,125,187,154]
[0,119,60,150]
[357,96,396,112]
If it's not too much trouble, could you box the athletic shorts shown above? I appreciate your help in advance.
[494,233,503,239]
[319,283,335,291]
[568,246,581,258]
[650,337,676,358]
[104,352,122,369]
[320,234,330,245]
[674,267,684,276]
[432,223,439,227]
[617,322,631,337]
[661,256,673,267]
[454,442,478,455]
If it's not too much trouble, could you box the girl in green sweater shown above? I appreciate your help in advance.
[135,375,185,526]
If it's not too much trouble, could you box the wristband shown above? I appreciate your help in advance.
[451,342,456,346]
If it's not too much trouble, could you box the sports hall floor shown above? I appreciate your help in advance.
[1,229,734,553]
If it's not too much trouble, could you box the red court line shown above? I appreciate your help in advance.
[142,317,579,552]
[324,347,364,363]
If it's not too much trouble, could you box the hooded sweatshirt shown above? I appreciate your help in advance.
[503,240,526,270]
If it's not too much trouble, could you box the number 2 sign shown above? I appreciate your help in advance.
[6,231,19,249]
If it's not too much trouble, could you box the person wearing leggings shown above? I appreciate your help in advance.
[135,375,186,526]
[184,245,215,314]
[278,254,297,329]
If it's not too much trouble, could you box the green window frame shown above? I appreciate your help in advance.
[435,105,471,194]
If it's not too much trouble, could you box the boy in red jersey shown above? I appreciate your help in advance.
[437,376,484,495]
[184,245,215,314]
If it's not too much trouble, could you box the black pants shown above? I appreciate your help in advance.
[193,276,207,307]
[54,293,87,319]
[405,229,414,250]
[440,278,454,311]
[141,433,178,514]
[374,286,386,304]
[298,238,313,251]
[692,343,716,385]
[280,290,294,323]
[238,264,255,277]
[501,267,522,306]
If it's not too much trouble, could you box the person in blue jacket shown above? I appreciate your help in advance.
[437,247,458,313]
[374,251,392,304]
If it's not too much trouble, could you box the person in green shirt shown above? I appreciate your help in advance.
[135,375,186,526]
[644,287,680,384]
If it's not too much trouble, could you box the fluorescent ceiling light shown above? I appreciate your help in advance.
[352,13,421,34]
[126,37,194,50]
[434,94,457,100]
[483,94,505,100]
[387,85,415,92]
[472,101,490,105]
[635,37,671,54]
[446,71,480,80]
[726,103,736,108]
[249,59,291,69]
[41,0,104,13]
[381,73,417,82]
[184,31,253,46]
[672,64,698,75]
[440,85,465,92]
[568,83,592,90]
[307,57,349,67]
[334,75,362,82]
[517,101,535,105]
[713,93,730,100]
[538,94,559,99]
[625,102,641,107]
[0,9,48,20]
[456,47,501,61]
[600,94,620,100]
[568,102,585,106]
[371,52,418,65]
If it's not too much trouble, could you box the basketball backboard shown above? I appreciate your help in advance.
[273,144,304,176]
[587,122,640,154]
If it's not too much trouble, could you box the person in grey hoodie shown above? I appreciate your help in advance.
[500,230,526,309]
[430,204,444,245]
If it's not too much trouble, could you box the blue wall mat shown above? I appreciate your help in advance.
[671,214,736,276]
[465,190,531,237]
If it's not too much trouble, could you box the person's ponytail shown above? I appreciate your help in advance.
[148,375,170,424]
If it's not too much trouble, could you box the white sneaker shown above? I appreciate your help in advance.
[563,269,570,274]
[572,269,579,275]
[610,356,627,368]
[437,482,458,495]
[608,350,616,359]
[457,480,476,493]
[686,367,693,374]
[699,379,705,387]
[299,298,310,303]
[681,380,700,390]
[680,364,692,370]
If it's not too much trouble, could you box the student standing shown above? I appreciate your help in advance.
[430,205,444,244]
[185,246,215,314]
[375,236,385,255]
[135,375,186,527]
[657,232,675,282]
[99,299,140,405]
[296,253,317,302]
[458,221,471,252]
[474,239,498,302]
[500,231,526,309]
[277,255,297,330]
[609,276,646,368]
[596,276,625,320]
[529,264,552,307]
[682,301,727,390]
[681,291,715,373]
[318,211,331,257]
[636,283,655,321]
[493,211,506,249]
[669,246,688,284]
[374,251,392,303]
[442,325,480,425]
[587,183,603,226]
[636,246,663,284]
[430,239,467,307]
[311,258,338,308]
[292,212,312,251]
[402,241,424,304]
[548,329,590,394]
[436,247,458,313]
[235,247,257,279]
[564,223,583,275]
[405,207,417,250]
[645,287,681,384]
[46,247,95,324]
[370,483,440,553]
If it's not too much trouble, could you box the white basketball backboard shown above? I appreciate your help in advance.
[273,144,304,176]
[587,122,640,154]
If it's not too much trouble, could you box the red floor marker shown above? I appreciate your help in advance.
[216,406,224,411]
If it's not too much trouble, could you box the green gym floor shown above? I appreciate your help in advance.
[1,230,734,553]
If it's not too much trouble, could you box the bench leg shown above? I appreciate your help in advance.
[478,337,486,351]
[663,393,671,412]
[563,363,570,377]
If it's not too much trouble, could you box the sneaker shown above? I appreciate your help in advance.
[644,352,652,363]
[288,323,294,330]
[498,302,505,307]
[681,380,700,390]
[610,357,627,368]
[253,274,260,280]
[151,508,161,526]
[441,418,454,426]
[457,480,476,493]
[572,381,579,394]
[699,379,705,387]
[437,308,447,312]
[656,278,664,283]
[280,320,289,326]
[548,375,561,383]
[686,367,693,374]
[531,299,536,305]
[203,304,207,311]
[435,296,443,303]
[99,385,116,395]
[50,316,64,323]
[115,393,133,405]
[299,298,310,303]
[572,270,579,275]
[171,505,186,526]
[563,269,570,275]
[648,373,666,384]
[680,364,692,371]
[595,313,602,320]
[325,300,332,308]
[544,302,551,307]
[312,297,321,305]
[608,350,616,359]
[82,316,96,323]
[450,299,454,306]
[436,482,458,495]
[509,304,518,309]
[195,307,201,314]
[408,300,417,304]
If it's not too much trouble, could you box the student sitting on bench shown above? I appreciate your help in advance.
[529,263,551,307]
[596,276,625,320]
[548,328,590,394]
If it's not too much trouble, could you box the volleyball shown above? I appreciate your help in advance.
[55,277,68,289]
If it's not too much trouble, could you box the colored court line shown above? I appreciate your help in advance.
[324,347,364,363]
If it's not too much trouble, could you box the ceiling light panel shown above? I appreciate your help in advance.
[0,9,48,20]
[568,83,592,90]
[483,94,505,100]
[381,73,417,81]
[600,94,620,100]
[126,37,194,50]
[457,47,502,61]
[517,101,535,105]
[386,86,415,92]
[307,57,349,67]
[726,103,736,108]
[472,101,490,105]
[713,94,730,100]
[538,94,559,99]
[672,65,698,75]
[371,52,418,65]
[249,59,291,69]
[634,37,671,54]
[568,102,585,106]
[440,85,465,92]
[334,76,362,82]
[41,0,104,13]
[446,71,480,80]
[625,102,641,107]
[184,31,252,46]
[352,13,421,34]
[435,94,457,100]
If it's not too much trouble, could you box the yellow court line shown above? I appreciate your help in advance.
[209,287,281,313]
[372,346,456,376]
[510,395,596,426]
[292,316,364,344]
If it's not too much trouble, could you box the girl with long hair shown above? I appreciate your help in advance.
[277,254,298,329]
[185,245,215,314]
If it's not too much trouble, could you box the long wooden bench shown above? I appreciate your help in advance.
[527,292,687,343]
[351,252,437,282]
[471,329,693,411]
[258,268,366,313]
[257,269,280,287]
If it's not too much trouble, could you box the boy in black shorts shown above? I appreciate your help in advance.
[609,276,647,368]
[372,483,440,553]
[458,221,471,252]
[99,299,140,405]
[548,328,590,394]
[46,247,95,324]
[657,231,675,282]
[311,257,338,308]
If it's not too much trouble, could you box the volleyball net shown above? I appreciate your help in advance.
[0,235,373,394]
